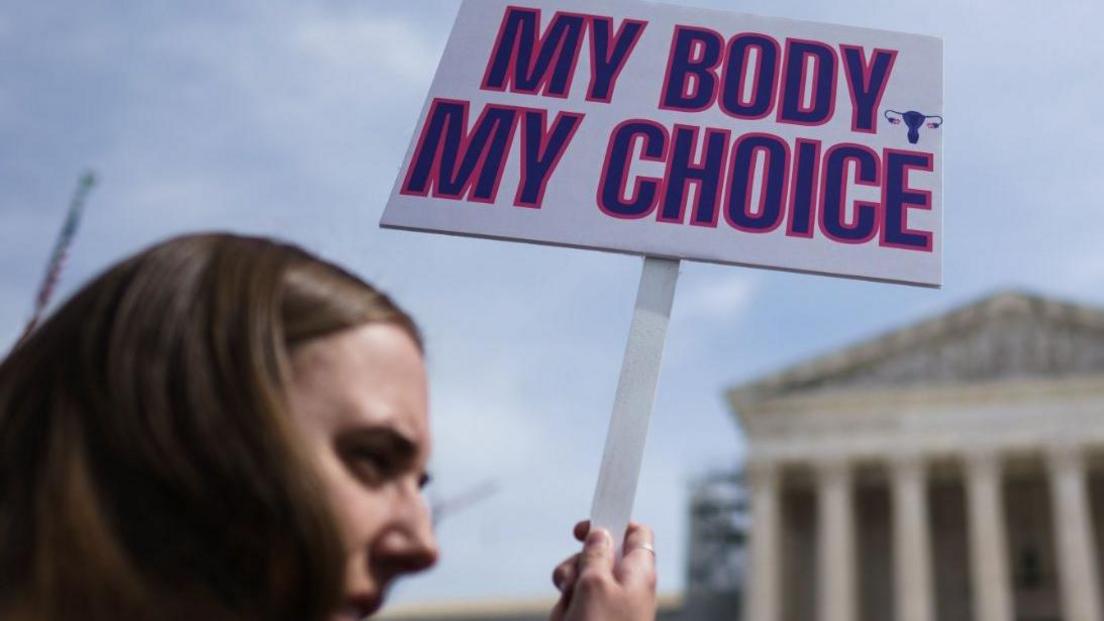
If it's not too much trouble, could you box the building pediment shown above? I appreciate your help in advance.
[727,291,1104,412]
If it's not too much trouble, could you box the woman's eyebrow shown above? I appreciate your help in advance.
[338,426,419,461]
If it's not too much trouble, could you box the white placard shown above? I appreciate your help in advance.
[382,0,943,286]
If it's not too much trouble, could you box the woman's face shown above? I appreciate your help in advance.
[286,323,438,620]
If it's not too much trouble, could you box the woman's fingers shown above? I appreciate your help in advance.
[577,528,614,576]
[551,520,657,621]
[572,519,590,542]
[550,596,568,621]
[621,522,655,559]
[552,553,580,592]
[618,522,657,589]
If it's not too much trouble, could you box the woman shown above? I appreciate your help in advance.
[0,233,656,620]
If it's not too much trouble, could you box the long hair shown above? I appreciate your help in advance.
[0,233,421,620]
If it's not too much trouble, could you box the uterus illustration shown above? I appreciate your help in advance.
[884,109,943,144]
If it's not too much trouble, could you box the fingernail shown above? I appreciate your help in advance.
[586,528,611,551]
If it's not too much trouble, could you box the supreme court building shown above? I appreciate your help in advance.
[729,292,1104,621]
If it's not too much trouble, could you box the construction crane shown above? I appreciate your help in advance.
[18,171,97,343]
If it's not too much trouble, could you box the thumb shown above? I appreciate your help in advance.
[577,528,614,574]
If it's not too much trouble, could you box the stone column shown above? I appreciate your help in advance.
[965,449,1013,621]
[891,454,934,621]
[816,458,857,621]
[744,460,781,621]
[1047,446,1102,621]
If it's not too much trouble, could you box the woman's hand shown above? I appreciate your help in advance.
[550,521,657,621]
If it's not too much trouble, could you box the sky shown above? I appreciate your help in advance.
[4,0,1104,611]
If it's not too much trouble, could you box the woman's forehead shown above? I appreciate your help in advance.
[290,323,429,441]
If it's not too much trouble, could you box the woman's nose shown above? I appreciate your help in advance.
[379,489,439,573]
[403,499,439,572]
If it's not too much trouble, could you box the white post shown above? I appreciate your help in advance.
[891,454,934,621]
[816,458,857,621]
[589,256,680,552]
[1047,445,1102,621]
[965,449,1013,621]
[744,460,781,621]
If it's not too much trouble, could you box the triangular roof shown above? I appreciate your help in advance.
[727,291,1104,412]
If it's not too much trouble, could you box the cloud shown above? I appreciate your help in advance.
[427,356,549,486]
[294,14,440,85]
[675,272,759,323]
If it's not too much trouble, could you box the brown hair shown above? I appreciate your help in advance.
[0,233,421,621]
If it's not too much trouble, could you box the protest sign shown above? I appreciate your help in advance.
[381,0,943,550]
[382,0,943,286]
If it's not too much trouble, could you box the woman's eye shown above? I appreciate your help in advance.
[346,449,390,481]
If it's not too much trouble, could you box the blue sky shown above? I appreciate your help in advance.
[4,0,1104,610]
